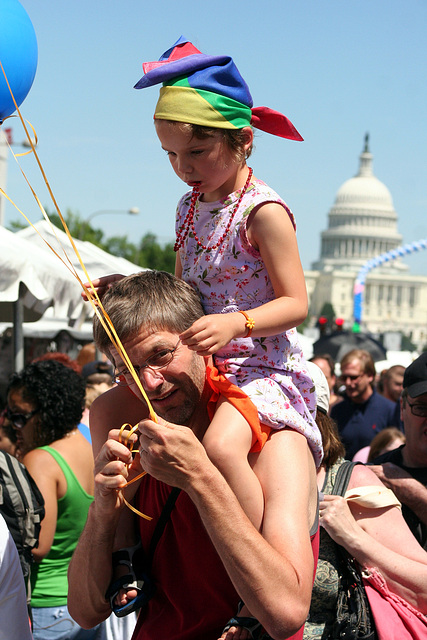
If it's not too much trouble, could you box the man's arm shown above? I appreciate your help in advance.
[370,462,427,526]
[138,419,317,640]
[68,435,133,628]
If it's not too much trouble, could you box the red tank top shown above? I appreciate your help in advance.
[132,475,319,640]
[133,476,238,640]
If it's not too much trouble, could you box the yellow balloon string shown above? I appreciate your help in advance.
[118,424,152,521]
[0,60,157,518]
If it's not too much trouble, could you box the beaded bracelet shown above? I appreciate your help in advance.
[238,310,255,338]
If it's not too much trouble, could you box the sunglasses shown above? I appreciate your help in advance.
[4,406,39,430]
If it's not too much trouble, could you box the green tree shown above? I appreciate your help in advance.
[319,302,336,325]
[9,209,105,245]
[138,233,175,273]
[104,236,138,262]
[400,333,417,352]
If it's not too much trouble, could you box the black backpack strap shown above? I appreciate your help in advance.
[331,460,358,497]
[147,487,181,569]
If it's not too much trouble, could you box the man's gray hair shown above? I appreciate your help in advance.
[93,270,205,358]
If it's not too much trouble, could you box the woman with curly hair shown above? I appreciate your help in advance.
[6,359,100,639]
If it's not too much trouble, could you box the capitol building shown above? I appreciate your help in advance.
[305,135,427,351]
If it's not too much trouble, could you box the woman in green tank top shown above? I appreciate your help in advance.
[6,360,101,639]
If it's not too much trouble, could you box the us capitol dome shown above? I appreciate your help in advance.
[312,134,406,272]
[305,135,427,351]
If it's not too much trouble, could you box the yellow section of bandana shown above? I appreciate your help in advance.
[154,85,243,129]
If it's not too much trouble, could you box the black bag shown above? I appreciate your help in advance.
[0,450,45,589]
[330,461,376,640]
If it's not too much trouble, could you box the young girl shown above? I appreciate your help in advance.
[104,37,323,638]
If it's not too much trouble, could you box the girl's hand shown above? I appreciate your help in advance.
[179,313,244,355]
[319,495,360,547]
[81,273,126,301]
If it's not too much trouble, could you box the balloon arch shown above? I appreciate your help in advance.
[353,239,427,325]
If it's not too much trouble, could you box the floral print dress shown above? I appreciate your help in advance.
[176,177,323,466]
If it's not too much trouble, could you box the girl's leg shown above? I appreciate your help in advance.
[202,397,264,532]
[205,399,265,639]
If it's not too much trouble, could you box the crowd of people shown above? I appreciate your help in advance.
[1,35,427,640]
[1,293,427,639]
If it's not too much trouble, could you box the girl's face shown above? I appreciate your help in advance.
[155,120,251,202]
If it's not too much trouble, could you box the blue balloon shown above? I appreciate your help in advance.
[0,0,38,122]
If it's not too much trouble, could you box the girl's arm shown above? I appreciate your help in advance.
[22,449,58,561]
[180,202,308,354]
[320,464,427,612]
[246,201,308,333]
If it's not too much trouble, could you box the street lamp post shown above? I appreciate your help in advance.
[86,207,139,224]
[77,208,139,240]
[0,127,37,226]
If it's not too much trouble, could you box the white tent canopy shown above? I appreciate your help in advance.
[0,225,82,322]
[0,221,143,373]
[17,220,142,286]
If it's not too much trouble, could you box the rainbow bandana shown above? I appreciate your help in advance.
[134,36,303,141]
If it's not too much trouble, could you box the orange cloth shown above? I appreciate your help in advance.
[206,364,271,452]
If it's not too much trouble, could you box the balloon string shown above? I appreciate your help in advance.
[118,424,151,521]
[0,61,157,517]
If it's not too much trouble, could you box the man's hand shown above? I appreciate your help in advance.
[370,462,427,525]
[93,429,139,516]
[369,462,413,486]
[138,416,213,491]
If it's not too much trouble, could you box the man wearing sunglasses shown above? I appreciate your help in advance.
[330,348,399,460]
[370,352,427,549]
[68,270,319,640]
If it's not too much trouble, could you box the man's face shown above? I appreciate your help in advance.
[111,329,207,428]
[340,358,373,404]
[385,372,404,403]
[401,391,427,467]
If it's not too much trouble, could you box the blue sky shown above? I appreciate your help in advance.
[3,0,427,275]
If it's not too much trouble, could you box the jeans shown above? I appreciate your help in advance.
[32,605,102,640]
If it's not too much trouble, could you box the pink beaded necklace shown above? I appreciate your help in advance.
[174,168,253,252]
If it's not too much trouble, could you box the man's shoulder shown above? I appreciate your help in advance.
[372,445,427,486]
[330,395,350,418]
[369,390,396,410]
[372,444,404,466]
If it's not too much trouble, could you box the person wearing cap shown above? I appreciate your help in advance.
[82,37,323,637]
[370,352,427,549]
[304,362,427,638]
